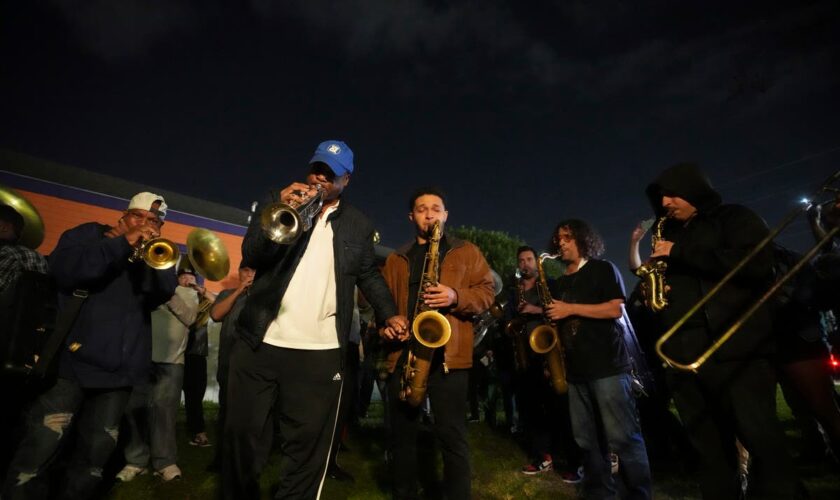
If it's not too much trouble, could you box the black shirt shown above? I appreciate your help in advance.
[551,259,631,383]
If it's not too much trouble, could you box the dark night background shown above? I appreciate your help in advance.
[2,0,839,279]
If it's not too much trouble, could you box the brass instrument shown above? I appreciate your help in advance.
[635,216,669,312]
[656,170,840,372]
[528,253,567,394]
[505,270,531,371]
[261,185,324,244]
[186,228,230,281]
[0,184,45,249]
[129,237,180,269]
[399,220,452,407]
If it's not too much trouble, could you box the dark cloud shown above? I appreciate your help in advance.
[50,0,200,62]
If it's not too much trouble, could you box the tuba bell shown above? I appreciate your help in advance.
[0,184,45,249]
[260,185,324,244]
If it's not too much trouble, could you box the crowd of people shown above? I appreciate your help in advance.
[0,140,838,500]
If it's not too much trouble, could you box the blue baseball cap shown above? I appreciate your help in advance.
[309,140,354,177]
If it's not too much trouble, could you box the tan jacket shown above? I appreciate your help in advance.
[382,236,495,372]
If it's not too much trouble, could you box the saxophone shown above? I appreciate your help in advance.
[399,221,452,407]
[504,272,530,372]
[528,253,568,394]
[635,216,669,312]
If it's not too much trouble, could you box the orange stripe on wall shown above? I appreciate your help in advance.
[18,189,244,293]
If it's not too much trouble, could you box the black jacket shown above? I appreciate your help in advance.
[236,194,397,359]
[646,163,775,365]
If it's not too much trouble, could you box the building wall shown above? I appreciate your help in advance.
[4,188,244,292]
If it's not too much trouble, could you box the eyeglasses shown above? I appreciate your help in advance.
[126,210,163,228]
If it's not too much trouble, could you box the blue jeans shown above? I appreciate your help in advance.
[123,362,184,471]
[569,373,651,500]
[1,378,130,500]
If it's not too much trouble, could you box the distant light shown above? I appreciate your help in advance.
[800,197,811,205]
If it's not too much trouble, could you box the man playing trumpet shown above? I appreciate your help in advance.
[3,192,177,499]
[224,140,407,499]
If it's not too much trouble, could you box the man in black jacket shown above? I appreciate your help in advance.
[223,140,408,500]
[645,163,799,499]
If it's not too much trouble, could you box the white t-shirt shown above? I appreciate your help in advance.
[263,204,340,350]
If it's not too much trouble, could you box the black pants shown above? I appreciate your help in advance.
[183,353,207,436]
[222,342,342,500]
[667,355,799,500]
[388,363,470,500]
[329,342,359,467]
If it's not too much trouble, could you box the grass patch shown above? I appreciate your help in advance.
[104,388,839,499]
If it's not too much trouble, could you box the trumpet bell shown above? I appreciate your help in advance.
[412,310,452,349]
[529,324,558,354]
[142,238,180,270]
[261,202,303,244]
[186,228,230,281]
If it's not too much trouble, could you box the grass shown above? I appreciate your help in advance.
[103,390,840,500]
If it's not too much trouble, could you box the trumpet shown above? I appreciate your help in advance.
[261,185,324,244]
[655,169,840,372]
[129,237,180,269]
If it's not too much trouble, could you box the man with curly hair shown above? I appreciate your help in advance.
[545,219,651,499]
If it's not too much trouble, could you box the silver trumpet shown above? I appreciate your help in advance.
[260,185,324,244]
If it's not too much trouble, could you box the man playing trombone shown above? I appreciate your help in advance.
[2,192,178,499]
[645,163,800,499]
[224,140,407,499]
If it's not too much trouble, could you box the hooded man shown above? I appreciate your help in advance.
[645,163,800,499]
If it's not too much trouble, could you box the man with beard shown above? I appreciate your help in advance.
[645,163,800,499]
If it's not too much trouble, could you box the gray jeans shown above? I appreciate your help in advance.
[123,362,184,471]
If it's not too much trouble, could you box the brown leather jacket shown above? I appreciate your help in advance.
[382,236,495,372]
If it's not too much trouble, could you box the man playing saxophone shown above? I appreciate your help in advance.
[645,163,799,499]
[544,219,651,499]
[380,186,494,500]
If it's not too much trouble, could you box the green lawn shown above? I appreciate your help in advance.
[105,391,840,499]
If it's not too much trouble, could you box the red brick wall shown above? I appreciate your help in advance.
[19,189,244,293]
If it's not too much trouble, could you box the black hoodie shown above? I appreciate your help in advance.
[645,163,775,365]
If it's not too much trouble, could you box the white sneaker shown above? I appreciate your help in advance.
[116,464,147,482]
[154,464,182,482]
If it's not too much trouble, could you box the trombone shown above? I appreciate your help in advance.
[655,170,840,372]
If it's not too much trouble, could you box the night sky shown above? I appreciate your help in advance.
[2,0,839,280]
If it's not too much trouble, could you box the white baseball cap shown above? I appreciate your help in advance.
[127,192,168,220]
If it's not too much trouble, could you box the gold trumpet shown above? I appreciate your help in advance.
[129,237,180,269]
[528,253,567,394]
[655,170,840,372]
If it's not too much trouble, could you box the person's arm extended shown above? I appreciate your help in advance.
[210,288,242,321]
[546,298,624,321]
